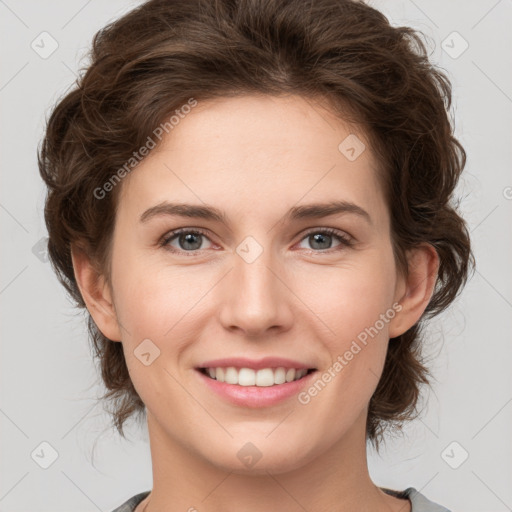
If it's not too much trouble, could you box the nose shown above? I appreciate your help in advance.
[218,245,294,338]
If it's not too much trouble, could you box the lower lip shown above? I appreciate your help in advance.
[195,369,317,408]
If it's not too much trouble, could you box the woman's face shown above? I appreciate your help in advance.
[104,94,409,473]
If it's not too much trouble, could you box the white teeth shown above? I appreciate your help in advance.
[298,369,307,379]
[285,368,296,382]
[225,367,238,384]
[238,368,256,386]
[204,366,311,386]
[256,368,274,387]
[274,367,286,384]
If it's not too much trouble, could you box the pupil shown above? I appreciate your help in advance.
[180,233,202,250]
[310,233,331,250]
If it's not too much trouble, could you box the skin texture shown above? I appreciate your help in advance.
[72,94,438,512]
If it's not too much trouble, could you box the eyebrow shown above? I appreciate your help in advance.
[139,200,372,226]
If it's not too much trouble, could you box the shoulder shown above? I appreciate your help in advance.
[382,486,451,512]
[111,488,450,512]
[404,487,452,512]
[110,491,151,512]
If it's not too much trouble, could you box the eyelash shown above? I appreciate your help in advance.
[159,227,354,256]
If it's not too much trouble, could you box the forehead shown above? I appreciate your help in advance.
[118,94,387,228]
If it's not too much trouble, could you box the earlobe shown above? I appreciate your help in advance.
[388,244,440,339]
[71,245,122,342]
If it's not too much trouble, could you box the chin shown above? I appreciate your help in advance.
[203,434,321,476]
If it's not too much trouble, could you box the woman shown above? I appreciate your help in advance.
[38,0,473,510]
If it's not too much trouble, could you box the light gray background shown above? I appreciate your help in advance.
[1,0,511,511]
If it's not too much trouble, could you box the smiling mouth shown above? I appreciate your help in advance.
[197,367,317,387]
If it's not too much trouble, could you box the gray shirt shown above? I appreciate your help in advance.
[111,488,451,512]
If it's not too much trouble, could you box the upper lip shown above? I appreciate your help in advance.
[197,357,317,370]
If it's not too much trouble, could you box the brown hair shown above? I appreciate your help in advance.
[38,0,474,446]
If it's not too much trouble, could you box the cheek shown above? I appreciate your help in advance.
[291,251,397,410]
[294,264,396,430]
[111,244,191,332]
[110,258,205,404]
[293,255,397,347]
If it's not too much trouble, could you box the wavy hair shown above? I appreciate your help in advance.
[38,0,474,446]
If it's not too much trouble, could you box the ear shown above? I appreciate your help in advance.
[388,243,439,338]
[71,244,123,342]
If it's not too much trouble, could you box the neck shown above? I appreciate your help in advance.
[139,410,405,512]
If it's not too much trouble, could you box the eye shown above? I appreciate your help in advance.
[160,229,214,254]
[159,227,354,256]
[296,228,353,252]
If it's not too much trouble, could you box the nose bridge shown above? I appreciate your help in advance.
[219,237,292,335]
